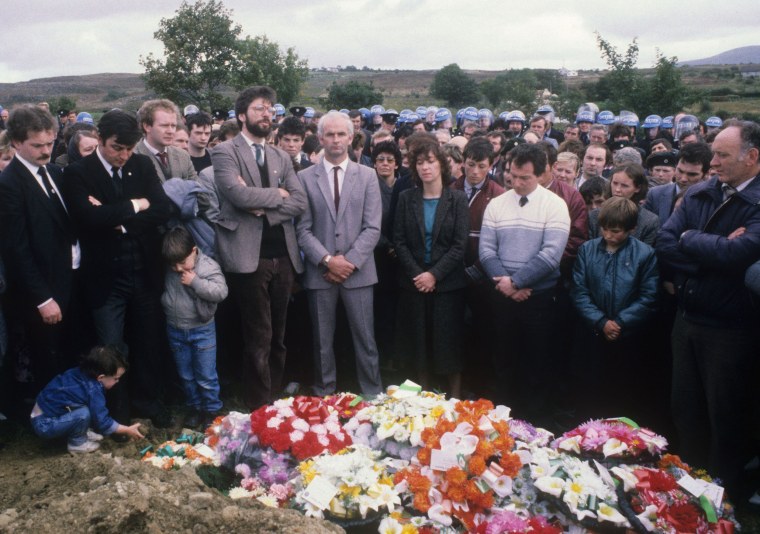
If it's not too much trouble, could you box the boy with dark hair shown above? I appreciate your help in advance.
[570,196,659,420]
[185,112,213,173]
[277,117,310,171]
[578,176,607,212]
[161,227,228,427]
[30,346,144,453]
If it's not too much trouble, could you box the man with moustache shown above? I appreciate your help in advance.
[212,86,307,409]
[0,105,81,415]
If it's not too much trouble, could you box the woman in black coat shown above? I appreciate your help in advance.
[393,134,469,398]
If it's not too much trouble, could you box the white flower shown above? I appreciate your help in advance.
[256,495,279,508]
[636,504,659,532]
[289,430,305,442]
[602,438,628,457]
[312,424,327,435]
[610,466,639,492]
[266,416,283,429]
[428,503,453,526]
[291,418,309,432]
[229,487,254,500]
[597,503,629,525]
[534,476,565,497]
[557,435,582,454]
[378,516,403,534]
[302,501,324,519]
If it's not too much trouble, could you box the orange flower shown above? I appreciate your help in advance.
[409,474,432,493]
[417,448,431,465]
[499,452,522,478]
[469,455,487,476]
[445,467,468,487]
[447,485,466,503]
[413,492,431,513]
[659,454,691,472]
[465,480,481,500]
[475,440,495,458]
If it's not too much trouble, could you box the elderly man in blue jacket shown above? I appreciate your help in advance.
[657,120,760,501]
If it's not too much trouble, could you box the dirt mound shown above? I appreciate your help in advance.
[0,431,342,534]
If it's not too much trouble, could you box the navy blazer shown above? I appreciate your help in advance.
[62,151,171,308]
[644,182,679,227]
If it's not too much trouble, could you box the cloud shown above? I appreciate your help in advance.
[0,0,757,82]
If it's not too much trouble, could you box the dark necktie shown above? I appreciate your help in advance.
[111,166,122,198]
[519,195,528,207]
[722,183,736,202]
[333,166,340,213]
[254,144,265,167]
[37,166,68,219]
[156,151,168,169]
[468,186,479,202]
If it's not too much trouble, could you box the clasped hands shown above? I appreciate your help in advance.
[323,255,355,284]
[493,276,532,302]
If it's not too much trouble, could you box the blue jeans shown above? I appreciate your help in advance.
[31,406,90,446]
[167,321,222,412]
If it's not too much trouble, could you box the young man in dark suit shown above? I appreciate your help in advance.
[62,110,173,427]
[0,105,82,416]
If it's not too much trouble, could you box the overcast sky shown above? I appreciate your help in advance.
[1,0,758,83]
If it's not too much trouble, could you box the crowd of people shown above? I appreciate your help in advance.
[0,91,758,504]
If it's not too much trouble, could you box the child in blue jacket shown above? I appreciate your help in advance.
[31,346,144,453]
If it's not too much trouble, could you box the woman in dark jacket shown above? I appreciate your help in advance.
[393,135,469,398]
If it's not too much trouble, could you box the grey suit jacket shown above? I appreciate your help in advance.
[211,134,306,274]
[134,140,198,183]
[296,159,381,289]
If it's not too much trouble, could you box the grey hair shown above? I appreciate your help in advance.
[612,146,643,166]
[317,110,354,138]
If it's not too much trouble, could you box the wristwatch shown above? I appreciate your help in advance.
[322,254,333,267]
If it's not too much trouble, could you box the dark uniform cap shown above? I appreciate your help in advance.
[646,151,677,169]
[289,106,307,118]
[610,140,630,151]
[211,109,227,120]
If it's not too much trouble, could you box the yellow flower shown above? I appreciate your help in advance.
[401,525,418,534]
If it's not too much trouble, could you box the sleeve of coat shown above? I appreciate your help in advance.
[428,192,469,282]
[211,143,284,210]
[344,174,381,270]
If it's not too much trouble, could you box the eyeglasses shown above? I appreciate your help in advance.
[375,156,395,163]
[251,105,276,116]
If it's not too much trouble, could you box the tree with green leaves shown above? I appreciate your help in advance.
[593,32,642,111]
[429,64,479,107]
[321,81,383,109]
[233,36,309,106]
[140,0,309,110]
[140,0,242,110]
[480,69,538,110]
[640,50,698,116]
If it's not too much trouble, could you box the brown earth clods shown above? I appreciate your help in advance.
[0,422,343,534]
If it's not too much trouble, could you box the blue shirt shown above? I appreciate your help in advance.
[423,198,439,264]
[35,367,119,435]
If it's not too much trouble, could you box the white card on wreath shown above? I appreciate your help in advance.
[430,448,460,471]
[302,475,339,510]
[677,474,706,497]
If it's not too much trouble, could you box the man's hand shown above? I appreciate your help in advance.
[728,226,746,240]
[510,288,532,302]
[39,299,62,325]
[493,276,517,298]
[134,198,150,212]
[179,270,196,285]
[603,320,622,342]
[413,272,436,293]
[326,255,355,282]
[88,195,102,206]
[278,188,290,199]
[322,271,343,284]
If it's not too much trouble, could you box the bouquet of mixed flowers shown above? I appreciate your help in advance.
[552,418,667,464]
[344,381,455,461]
[140,439,216,470]
[609,455,738,534]
[250,396,352,461]
[323,392,368,421]
[227,450,297,507]
[529,447,630,529]
[394,399,524,531]
[474,510,562,534]
[203,411,259,469]
[293,444,401,522]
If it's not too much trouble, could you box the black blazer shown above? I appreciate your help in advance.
[393,186,469,292]
[62,151,171,308]
[0,157,76,311]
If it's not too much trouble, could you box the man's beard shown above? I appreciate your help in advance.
[246,120,270,138]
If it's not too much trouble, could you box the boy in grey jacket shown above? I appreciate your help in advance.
[161,227,228,427]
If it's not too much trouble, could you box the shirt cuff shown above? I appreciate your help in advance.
[37,298,53,309]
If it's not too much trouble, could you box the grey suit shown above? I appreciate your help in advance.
[296,159,383,396]
[211,133,307,408]
[643,182,679,227]
[134,140,198,183]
